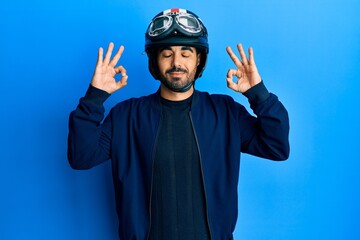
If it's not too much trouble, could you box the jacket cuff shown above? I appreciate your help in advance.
[243,81,270,105]
[83,84,111,106]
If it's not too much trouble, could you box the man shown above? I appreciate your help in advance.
[68,8,290,240]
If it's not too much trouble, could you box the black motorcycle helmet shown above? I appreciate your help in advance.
[145,8,209,91]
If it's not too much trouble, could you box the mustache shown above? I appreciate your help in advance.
[165,67,188,74]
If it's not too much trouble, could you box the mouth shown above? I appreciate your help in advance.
[166,67,188,76]
[169,71,185,77]
[166,71,187,81]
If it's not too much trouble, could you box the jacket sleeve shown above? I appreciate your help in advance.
[240,81,290,160]
[67,85,113,169]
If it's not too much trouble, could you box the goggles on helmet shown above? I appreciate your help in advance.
[146,9,205,40]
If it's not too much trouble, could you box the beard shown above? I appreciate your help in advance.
[159,66,197,92]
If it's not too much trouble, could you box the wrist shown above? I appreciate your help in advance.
[243,81,270,105]
[83,84,111,106]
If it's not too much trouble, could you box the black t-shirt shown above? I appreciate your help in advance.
[149,96,210,240]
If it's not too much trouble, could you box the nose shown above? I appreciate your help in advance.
[172,52,182,68]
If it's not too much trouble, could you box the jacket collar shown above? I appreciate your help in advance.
[150,87,201,111]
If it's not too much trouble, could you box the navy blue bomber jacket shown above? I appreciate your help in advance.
[68,82,290,240]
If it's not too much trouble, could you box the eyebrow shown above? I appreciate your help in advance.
[180,46,194,52]
[158,46,194,53]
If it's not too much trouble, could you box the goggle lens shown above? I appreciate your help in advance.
[148,16,173,36]
[177,14,202,33]
[147,13,203,38]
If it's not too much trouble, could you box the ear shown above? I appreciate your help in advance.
[197,53,201,67]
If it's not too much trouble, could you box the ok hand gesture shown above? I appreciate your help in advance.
[91,42,128,94]
[226,43,262,93]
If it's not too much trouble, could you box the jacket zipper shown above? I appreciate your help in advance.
[146,116,162,240]
[189,112,213,240]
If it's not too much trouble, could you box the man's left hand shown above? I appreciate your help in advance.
[226,43,262,93]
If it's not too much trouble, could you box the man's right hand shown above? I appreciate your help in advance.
[91,42,128,94]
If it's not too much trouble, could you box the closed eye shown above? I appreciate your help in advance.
[161,51,173,58]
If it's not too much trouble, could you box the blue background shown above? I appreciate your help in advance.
[1,0,359,239]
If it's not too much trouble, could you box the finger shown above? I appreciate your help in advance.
[226,79,237,91]
[237,43,248,66]
[113,65,128,90]
[96,47,104,66]
[248,47,256,66]
[104,42,114,65]
[226,68,237,79]
[109,45,125,67]
[116,74,128,89]
[226,72,238,91]
[227,67,245,79]
[114,65,127,77]
[226,46,243,68]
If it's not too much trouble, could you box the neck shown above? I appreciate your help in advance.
[160,84,194,101]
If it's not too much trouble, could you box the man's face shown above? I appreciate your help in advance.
[157,46,200,92]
